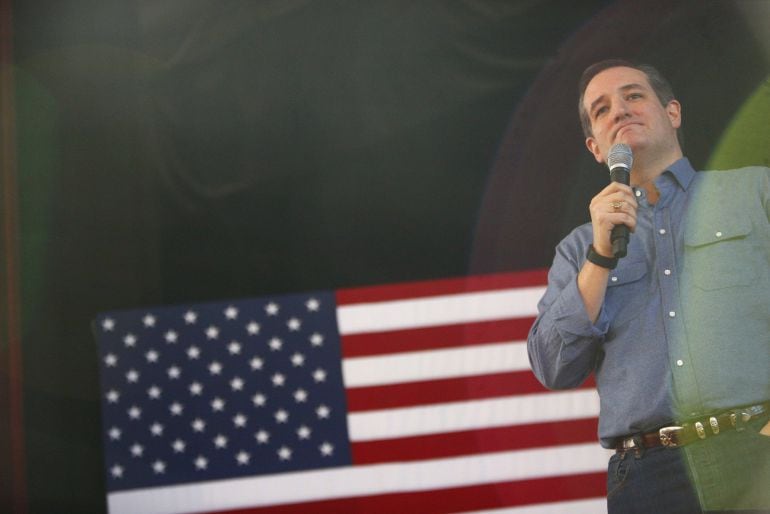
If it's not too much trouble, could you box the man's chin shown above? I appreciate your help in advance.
[612,135,643,151]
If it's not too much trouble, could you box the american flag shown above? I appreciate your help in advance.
[94,270,608,514]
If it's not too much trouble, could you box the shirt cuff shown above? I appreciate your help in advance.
[552,275,609,341]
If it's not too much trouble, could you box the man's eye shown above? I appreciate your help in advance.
[627,93,642,100]
[594,106,608,118]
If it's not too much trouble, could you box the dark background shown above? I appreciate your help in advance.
[4,0,769,511]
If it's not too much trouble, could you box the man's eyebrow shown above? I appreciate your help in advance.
[588,83,647,116]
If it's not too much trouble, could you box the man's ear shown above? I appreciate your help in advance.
[585,137,604,164]
[667,99,682,129]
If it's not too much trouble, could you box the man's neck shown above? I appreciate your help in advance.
[629,148,683,186]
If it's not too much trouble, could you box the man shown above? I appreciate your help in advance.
[527,58,770,513]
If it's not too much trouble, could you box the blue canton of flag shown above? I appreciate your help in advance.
[95,291,352,492]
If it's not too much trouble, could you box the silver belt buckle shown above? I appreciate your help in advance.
[659,426,684,448]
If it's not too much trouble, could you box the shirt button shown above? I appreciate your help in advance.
[669,311,676,318]
[659,229,667,235]
[664,269,671,276]
[611,276,618,282]
[676,359,684,367]
[635,190,642,197]
[715,231,723,238]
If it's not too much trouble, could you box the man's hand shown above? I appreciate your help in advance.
[589,182,639,257]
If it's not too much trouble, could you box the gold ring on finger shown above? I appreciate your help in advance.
[611,201,623,211]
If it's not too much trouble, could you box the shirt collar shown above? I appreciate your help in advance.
[662,157,696,190]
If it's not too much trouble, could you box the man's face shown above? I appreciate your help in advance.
[582,66,681,164]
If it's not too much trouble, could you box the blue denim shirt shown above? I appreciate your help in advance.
[527,158,770,448]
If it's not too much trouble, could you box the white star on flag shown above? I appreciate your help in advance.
[297,425,312,440]
[236,451,251,466]
[108,427,122,441]
[130,444,144,457]
[286,317,301,331]
[274,409,289,424]
[315,404,330,419]
[265,302,279,316]
[229,377,244,391]
[312,368,327,383]
[210,397,225,412]
[232,413,247,428]
[214,435,228,449]
[319,441,334,456]
[277,446,292,461]
[145,349,159,363]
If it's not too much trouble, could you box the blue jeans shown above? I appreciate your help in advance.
[607,445,702,514]
[607,415,770,514]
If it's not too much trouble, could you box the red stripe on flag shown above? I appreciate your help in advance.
[204,471,607,514]
[336,270,548,305]
[341,317,536,357]
[351,417,599,464]
[346,370,597,412]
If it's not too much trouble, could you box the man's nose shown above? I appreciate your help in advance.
[612,99,630,122]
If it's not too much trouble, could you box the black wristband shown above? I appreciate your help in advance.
[586,244,618,270]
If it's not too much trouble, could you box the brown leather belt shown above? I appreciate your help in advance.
[616,402,770,453]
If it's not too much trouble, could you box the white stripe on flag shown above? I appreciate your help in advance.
[343,341,529,387]
[459,497,607,514]
[348,389,600,441]
[107,443,610,514]
[337,287,545,335]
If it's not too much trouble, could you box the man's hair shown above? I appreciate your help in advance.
[577,58,678,139]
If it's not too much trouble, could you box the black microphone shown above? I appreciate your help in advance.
[607,143,633,258]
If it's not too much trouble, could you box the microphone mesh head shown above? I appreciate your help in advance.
[607,143,633,171]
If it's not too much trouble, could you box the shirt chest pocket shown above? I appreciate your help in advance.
[684,216,753,290]
[604,261,648,326]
